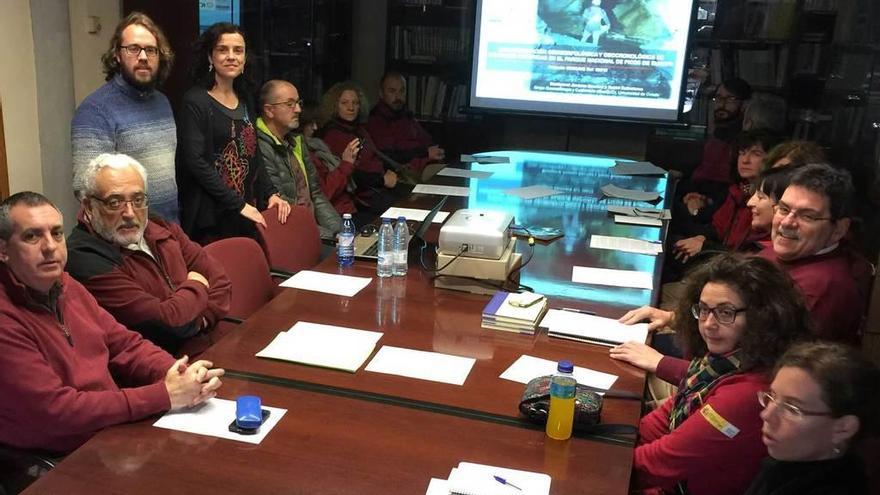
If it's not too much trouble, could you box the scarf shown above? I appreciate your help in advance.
[669,350,742,430]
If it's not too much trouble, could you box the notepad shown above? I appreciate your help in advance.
[610,160,667,176]
[614,214,663,227]
[590,235,663,255]
[153,398,286,445]
[541,309,650,347]
[571,266,654,290]
[448,462,551,495]
[255,321,383,372]
[382,207,450,223]
[503,185,560,200]
[365,346,476,385]
[436,168,494,179]
[600,184,661,202]
[279,270,371,297]
[412,184,471,197]
[499,355,618,391]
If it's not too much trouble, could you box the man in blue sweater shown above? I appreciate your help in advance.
[71,12,179,222]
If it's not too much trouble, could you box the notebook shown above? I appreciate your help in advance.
[447,462,551,495]
[354,196,448,259]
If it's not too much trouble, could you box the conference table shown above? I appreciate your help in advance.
[25,150,671,494]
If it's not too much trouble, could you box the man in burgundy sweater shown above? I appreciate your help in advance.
[0,192,223,453]
[366,71,445,176]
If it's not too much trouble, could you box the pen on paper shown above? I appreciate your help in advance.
[560,307,596,315]
[493,475,523,492]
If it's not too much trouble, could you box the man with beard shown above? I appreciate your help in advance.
[689,78,753,185]
[366,71,445,178]
[256,80,341,240]
[66,154,231,355]
[757,163,865,344]
[71,12,179,222]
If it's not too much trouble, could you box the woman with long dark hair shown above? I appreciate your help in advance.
[177,22,289,243]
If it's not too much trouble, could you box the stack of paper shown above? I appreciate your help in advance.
[255,321,383,372]
[430,462,551,495]
[481,291,548,334]
[600,184,661,202]
[540,309,650,347]
[610,160,667,176]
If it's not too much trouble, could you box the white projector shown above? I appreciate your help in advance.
[438,209,513,260]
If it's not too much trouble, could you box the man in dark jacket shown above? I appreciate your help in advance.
[257,80,341,240]
[67,153,231,355]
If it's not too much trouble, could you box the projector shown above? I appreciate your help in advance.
[438,209,513,260]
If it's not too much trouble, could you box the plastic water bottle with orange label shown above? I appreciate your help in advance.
[545,360,576,440]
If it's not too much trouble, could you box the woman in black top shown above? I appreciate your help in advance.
[745,342,879,495]
[177,22,290,243]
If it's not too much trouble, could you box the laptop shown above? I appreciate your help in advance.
[354,196,449,260]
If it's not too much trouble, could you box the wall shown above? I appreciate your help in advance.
[0,0,43,195]
[351,0,387,102]
[69,0,120,105]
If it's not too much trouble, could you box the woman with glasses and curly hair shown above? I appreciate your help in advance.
[616,254,810,495]
[177,23,289,243]
[745,342,879,494]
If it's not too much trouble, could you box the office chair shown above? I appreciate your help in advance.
[256,206,321,279]
[202,237,279,322]
[0,444,60,494]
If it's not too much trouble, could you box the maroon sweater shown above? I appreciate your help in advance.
[711,183,754,250]
[635,370,769,495]
[366,101,434,173]
[0,267,174,453]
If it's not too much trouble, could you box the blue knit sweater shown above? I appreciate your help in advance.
[71,74,179,222]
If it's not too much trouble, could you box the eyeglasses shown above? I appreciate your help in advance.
[90,194,149,212]
[119,44,159,58]
[774,204,832,224]
[690,302,747,325]
[268,99,302,109]
[757,391,834,421]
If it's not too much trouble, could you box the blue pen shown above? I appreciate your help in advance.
[493,475,523,491]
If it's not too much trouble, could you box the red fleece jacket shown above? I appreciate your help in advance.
[366,101,435,173]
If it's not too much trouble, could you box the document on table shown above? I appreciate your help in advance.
[614,214,662,227]
[448,462,551,495]
[503,185,560,200]
[600,184,662,202]
[460,154,510,164]
[153,398,286,445]
[590,234,663,255]
[435,167,494,179]
[256,321,383,372]
[382,207,450,223]
[607,205,672,220]
[425,478,450,495]
[412,184,471,197]
[500,355,618,391]
[279,270,371,297]
[365,345,476,385]
[571,265,654,290]
[541,309,650,347]
[610,160,667,176]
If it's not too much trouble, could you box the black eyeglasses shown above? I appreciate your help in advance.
[119,44,159,58]
[690,302,747,325]
[90,194,149,212]
[268,99,302,109]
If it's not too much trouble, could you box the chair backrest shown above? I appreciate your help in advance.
[256,206,321,274]
[203,237,276,319]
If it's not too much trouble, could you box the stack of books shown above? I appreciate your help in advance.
[481,291,548,335]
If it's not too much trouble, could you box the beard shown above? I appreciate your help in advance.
[90,209,147,247]
[120,63,158,91]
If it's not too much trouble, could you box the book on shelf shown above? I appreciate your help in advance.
[481,291,548,335]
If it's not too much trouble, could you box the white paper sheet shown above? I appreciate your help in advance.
[448,462,551,495]
[365,345,476,385]
[435,168,494,179]
[412,184,471,197]
[381,207,450,223]
[460,154,510,164]
[571,265,654,290]
[607,205,672,220]
[499,355,618,391]
[614,214,663,227]
[425,478,450,495]
[279,270,371,297]
[590,235,663,255]
[541,309,650,346]
[610,160,667,176]
[502,185,560,200]
[153,398,286,445]
[255,321,383,372]
[600,184,661,202]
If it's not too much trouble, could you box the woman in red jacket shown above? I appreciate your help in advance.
[628,254,810,495]
[299,102,359,217]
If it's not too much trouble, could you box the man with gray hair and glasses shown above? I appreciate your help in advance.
[67,153,231,355]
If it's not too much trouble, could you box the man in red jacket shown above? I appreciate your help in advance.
[67,153,231,355]
[0,191,223,453]
[366,71,445,176]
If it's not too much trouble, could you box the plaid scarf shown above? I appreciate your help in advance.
[669,350,742,430]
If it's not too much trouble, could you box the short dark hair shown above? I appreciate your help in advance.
[757,164,803,202]
[764,140,826,169]
[379,71,405,89]
[775,342,880,439]
[0,192,59,241]
[786,163,855,220]
[299,101,320,128]
[675,253,811,371]
[731,129,783,181]
[721,78,753,101]
[190,22,253,96]
[101,12,174,84]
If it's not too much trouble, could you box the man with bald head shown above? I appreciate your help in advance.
[257,79,341,240]
[66,153,231,354]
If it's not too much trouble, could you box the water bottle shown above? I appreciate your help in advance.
[392,216,408,276]
[337,213,355,267]
[545,360,576,440]
[376,218,394,278]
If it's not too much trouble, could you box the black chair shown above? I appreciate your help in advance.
[0,444,61,494]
